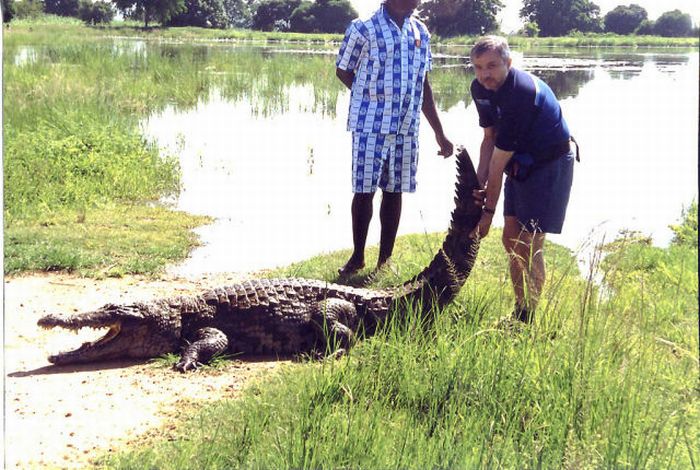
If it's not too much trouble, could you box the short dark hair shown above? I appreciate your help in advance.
[470,35,511,63]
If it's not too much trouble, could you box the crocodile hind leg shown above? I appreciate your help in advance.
[311,298,357,358]
[175,327,229,372]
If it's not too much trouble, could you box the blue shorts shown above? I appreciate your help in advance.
[351,132,418,193]
[503,151,574,234]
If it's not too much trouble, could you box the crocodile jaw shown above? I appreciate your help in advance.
[43,323,123,364]
[37,303,181,365]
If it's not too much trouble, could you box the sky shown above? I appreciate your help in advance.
[350,0,700,33]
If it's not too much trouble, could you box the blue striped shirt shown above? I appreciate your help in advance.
[336,5,432,135]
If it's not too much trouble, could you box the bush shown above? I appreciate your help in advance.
[520,21,539,37]
[77,0,113,24]
[669,201,698,247]
[13,0,44,18]
[2,0,16,21]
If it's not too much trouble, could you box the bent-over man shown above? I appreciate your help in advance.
[468,35,576,324]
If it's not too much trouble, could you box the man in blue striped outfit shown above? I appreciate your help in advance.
[335,0,453,276]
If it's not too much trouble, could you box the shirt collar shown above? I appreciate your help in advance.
[380,3,413,29]
[494,68,515,98]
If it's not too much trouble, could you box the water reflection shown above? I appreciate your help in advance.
[136,47,697,276]
[531,70,595,99]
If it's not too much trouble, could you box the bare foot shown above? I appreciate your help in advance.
[375,257,392,271]
[338,258,365,276]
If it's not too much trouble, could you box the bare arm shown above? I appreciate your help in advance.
[470,145,514,239]
[477,127,496,187]
[483,146,514,212]
[421,75,453,157]
[336,68,354,90]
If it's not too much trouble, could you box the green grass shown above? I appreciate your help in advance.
[4,204,211,277]
[100,226,698,468]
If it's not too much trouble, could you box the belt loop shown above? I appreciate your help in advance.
[570,135,580,162]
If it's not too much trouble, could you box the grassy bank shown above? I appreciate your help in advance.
[102,216,698,468]
[4,205,207,277]
[6,18,699,47]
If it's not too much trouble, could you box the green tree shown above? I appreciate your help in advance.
[634,18,654,34]
[289,0,356,33]
[520,0,602,36]
[112,0,185,27]
[223,0,252,27]
[654,9,693,37]
[166,0,227,27]
[603,3,646,34]
[421,0,502,37]
[78,0,114,23]
[44,0,78,15]
[252,0,299,30]
[2,0,16,22]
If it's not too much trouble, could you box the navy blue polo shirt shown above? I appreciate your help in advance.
[471,67,570,158]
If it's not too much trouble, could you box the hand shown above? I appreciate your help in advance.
[436,134,453,158]
[469,213,493,239]
[472,188,486,207]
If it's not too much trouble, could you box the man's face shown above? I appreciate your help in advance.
[472,50,512,91]
[386,0,420,15]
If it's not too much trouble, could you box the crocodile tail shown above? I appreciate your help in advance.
[402,147,482,308]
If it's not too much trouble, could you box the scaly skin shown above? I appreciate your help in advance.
[38,148,482,372]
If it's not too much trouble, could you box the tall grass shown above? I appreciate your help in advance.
[103,227,698,468]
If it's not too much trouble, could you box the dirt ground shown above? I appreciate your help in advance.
[3,272,285,469]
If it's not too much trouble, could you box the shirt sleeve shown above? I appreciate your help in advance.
[470,80,495,129]
[336,21,366,72]
[426,42,432,72]
[423,24,432,72]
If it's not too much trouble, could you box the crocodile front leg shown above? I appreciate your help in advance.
[175,327,229,372]
[312,298,358,358]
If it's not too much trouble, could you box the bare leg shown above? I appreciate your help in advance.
[339,193,374,275]
[502,216,546,322]
[378,191,402,268]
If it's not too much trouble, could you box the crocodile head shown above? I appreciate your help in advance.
[37,300,182,365]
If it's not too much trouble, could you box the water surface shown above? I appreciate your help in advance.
[138,44,698,276]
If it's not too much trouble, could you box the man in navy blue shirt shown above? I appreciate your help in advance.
[468,36,575,325]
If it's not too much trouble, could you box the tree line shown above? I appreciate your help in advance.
[2,0,697,38]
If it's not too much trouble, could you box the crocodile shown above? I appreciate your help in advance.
[38,148,482,371]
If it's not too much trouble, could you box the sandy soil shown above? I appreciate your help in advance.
[3,272,285,469]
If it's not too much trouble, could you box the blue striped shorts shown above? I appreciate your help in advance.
[351,132,419,193]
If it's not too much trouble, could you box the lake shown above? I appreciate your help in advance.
[135,43,698,276]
